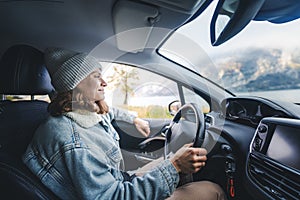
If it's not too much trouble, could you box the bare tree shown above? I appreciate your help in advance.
[106,64,139,105]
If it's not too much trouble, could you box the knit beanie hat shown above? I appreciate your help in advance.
[44,48,102,92]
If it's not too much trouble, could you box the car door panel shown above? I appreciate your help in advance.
[113,118,170,170]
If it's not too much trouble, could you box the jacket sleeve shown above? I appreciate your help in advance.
[64,147,179,200]
[109,107,137,124]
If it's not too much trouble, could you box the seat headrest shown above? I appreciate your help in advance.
[0,45,54,95]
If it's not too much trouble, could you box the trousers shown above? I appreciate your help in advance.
[166,181,227,200]
[134,158,227,200]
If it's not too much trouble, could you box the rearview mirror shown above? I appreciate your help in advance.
[210,0,265,46]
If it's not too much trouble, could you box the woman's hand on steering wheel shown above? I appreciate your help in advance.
[170,143,207,174]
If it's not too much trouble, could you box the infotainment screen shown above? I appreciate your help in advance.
[266,125,300,171]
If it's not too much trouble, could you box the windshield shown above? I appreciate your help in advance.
[160,2,300,104]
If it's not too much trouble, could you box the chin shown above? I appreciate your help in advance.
[96,96,105,101]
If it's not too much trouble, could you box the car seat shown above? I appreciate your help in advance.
[0,44,60,199]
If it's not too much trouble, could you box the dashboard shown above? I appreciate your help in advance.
[203,96,300,199]
[221,97,291,126]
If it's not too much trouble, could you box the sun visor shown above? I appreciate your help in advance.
[112,1,160,53]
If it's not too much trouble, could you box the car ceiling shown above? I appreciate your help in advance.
[0,0,200,59]
[1,0,122,56]
[0,0,300,61]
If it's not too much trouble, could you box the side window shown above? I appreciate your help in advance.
[182,86,210,113]
[102,63,179,119]
[1,95,50,102]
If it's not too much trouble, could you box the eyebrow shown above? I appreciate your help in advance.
[91,71,101,75]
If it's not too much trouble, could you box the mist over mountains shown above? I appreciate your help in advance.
[204,47,300,92]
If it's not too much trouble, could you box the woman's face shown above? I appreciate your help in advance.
[74,68,107,102]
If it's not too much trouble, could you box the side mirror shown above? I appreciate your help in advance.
[210,0,265,46]
[168,100,182,116]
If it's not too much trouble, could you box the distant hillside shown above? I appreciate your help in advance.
[206,47,300,92]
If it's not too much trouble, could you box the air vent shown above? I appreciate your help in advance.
[248,153,300,200]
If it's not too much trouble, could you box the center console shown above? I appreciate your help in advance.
[247,117,300,200]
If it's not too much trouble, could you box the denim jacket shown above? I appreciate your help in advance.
[23,108,179,200]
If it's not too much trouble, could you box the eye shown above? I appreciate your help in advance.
[94,73,101,79]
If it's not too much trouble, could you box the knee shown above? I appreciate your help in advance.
[167,180,227,200]
[198,181,227,200]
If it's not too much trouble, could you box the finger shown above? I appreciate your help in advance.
[184,143,193,147]
[189,163,204,173]
[194,155,207,162]
[191,148,207,156]
[189,154,206,165]
[136,126,147,137]
[142,126,150,135]
[192,161,206,169]
[143,131,150,137]
[140,129,148,137]
[194,164,205,173]
[144,126,150,135]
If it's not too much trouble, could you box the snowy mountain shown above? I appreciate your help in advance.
[204,47,300,92]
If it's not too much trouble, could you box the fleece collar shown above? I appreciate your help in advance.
[64,110,103,128]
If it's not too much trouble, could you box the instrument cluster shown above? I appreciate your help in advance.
[221,97,289,126]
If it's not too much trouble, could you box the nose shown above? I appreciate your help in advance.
[100,78,107,87]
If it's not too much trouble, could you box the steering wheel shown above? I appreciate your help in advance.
[164,103,205,159]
